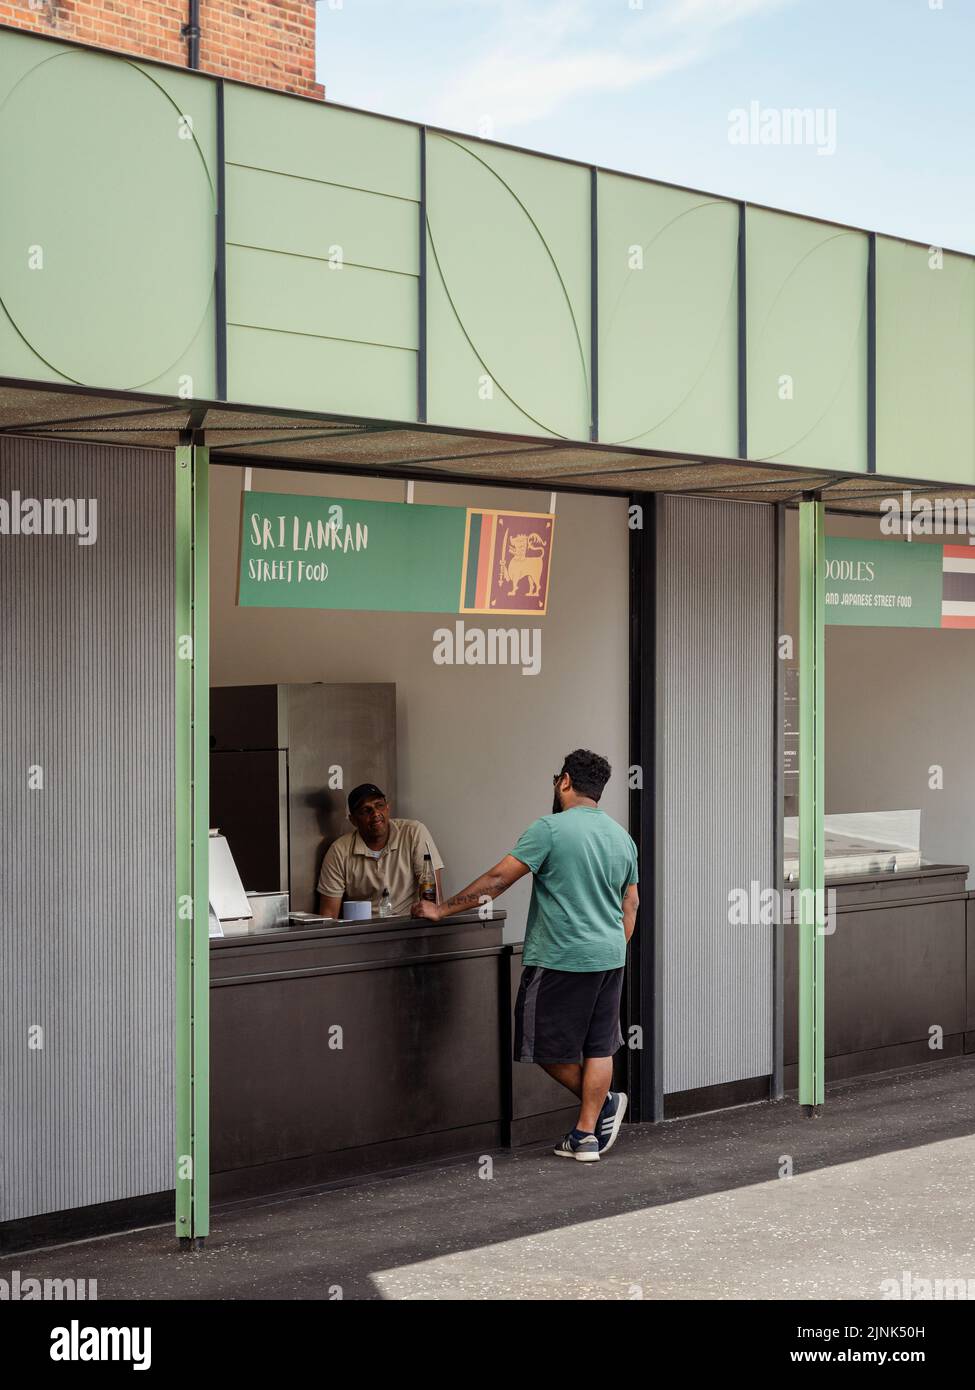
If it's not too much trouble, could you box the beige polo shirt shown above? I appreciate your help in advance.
[317,818,444,917]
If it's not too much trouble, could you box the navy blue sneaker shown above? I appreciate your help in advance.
[553,1132,600,1162]
[595,1091,627,1153]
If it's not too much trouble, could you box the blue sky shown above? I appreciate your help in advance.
[315,0,974,252]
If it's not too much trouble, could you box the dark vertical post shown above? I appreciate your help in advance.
[627,492,660,1122]
[215,80,227,402]
[417,127,428,424]
[737,202,748,459]
[183,0,201,69]
[867,231,877,473]
[590,166,599,442]
[498,948,514,1147]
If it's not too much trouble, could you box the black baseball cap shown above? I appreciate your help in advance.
[348,783,386,814]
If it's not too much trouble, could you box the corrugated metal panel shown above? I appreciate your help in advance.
[0,437,174,1221]
[658,495,774,1093]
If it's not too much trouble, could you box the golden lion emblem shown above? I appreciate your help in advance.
[500,529,546,598]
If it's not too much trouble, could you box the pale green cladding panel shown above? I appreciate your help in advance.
[224,85,419,419]
[876,239,975,484]
[0,30,216,397]
[597,174,737,456]
[425,134,590,440]
[746,208,867,472]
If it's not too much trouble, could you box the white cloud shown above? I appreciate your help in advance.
[664,0,790,24]
[429,0,794,135]
[432,47,696,131]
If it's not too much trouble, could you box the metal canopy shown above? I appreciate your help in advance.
[3,380,975,514]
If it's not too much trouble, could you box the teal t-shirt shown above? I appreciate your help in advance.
[511,807,639,972]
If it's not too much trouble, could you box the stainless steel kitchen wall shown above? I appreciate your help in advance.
[0,437,174,1221]
[657,495,775,1094]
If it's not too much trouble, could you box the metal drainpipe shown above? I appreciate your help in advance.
[182,0,202,70]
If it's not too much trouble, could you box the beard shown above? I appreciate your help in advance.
[552,788,564,814]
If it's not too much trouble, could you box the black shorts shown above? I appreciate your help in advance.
[513,965,625,1064]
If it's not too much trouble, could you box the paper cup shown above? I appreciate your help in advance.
[341,900,372,921]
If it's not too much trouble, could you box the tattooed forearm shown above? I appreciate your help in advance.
[420,857,528,921]
[441,870,507,915]
[446,891,484,909]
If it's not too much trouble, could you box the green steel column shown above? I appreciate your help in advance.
[175,442,210,1242]
[175,445,191,1238]
[798,498,825,1111]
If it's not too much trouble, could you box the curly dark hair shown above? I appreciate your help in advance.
[559,749,612,802]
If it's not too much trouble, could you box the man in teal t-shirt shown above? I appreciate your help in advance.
[413,749,639,1163]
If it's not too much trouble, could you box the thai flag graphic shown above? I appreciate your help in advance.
[941,545,975,628]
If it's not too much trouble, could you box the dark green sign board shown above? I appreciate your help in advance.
[238,491,559,615]
[825,538,944,628]
[238,491,468,612]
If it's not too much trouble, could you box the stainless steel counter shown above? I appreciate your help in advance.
[211,909,501,947]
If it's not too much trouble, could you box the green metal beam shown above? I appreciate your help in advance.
[175,443,210,1242]
[797,498,825,1110]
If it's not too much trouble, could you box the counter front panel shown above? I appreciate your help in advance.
[210,912,510,1197]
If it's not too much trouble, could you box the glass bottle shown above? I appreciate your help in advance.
[418,853,437,903]
[379,886,393,918]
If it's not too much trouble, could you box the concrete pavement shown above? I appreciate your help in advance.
[4,1056,975,1300]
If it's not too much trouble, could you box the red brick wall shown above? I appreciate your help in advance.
[0,1,324,98]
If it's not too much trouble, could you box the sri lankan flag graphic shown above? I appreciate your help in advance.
[460,509,555,616]
[941,545,975,628]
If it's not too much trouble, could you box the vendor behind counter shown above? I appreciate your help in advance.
[317,782,444,917]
